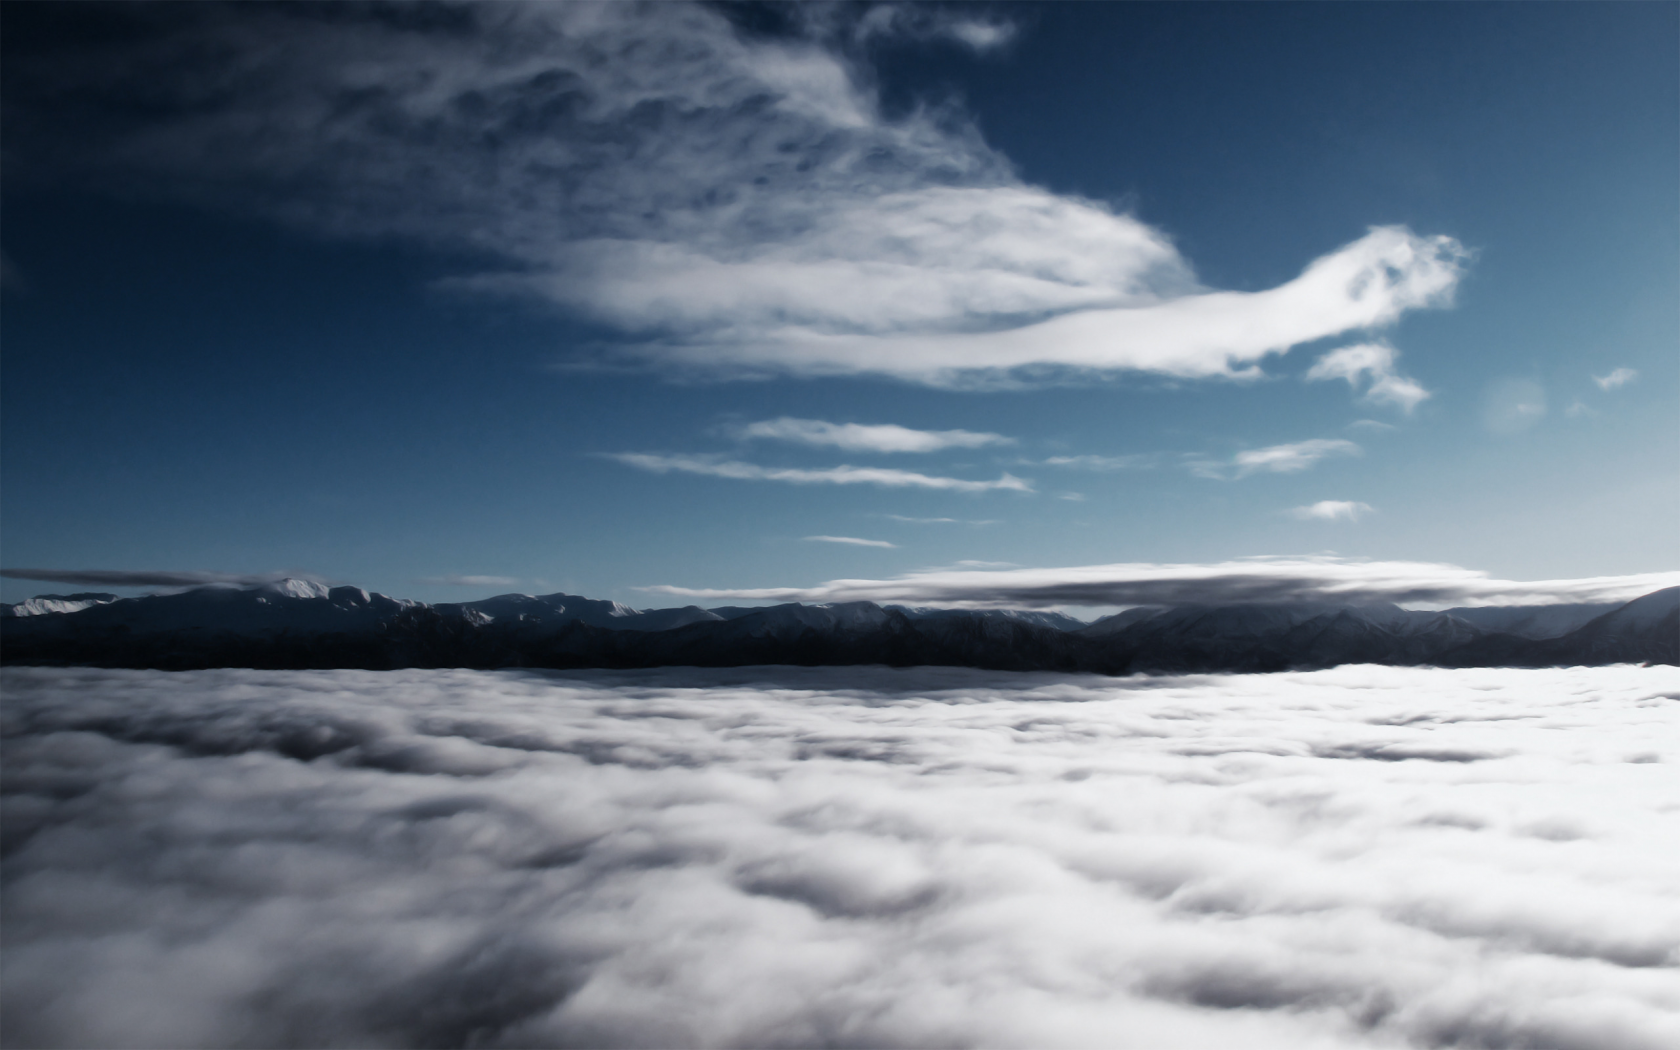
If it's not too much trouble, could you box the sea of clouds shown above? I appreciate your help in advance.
[4,664,1678,1049]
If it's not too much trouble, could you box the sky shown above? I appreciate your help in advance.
[2,1,1676,609]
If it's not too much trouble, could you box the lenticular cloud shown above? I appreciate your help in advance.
[5,665,1679,1049]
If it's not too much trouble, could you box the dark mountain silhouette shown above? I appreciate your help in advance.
[3,582,1674,673]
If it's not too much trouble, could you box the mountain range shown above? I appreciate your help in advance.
[2,580,1674,673]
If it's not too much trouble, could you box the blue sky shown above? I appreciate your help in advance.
[2,1,1675,609]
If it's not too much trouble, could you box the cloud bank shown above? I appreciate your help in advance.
[739,418,1013,453]
[11,3,1465,387]
[604,453,1030,493]
[5,665,1677,1049]
[646,555,1680,609]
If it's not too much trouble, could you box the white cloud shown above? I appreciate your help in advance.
[1594,368,1638,391]
[6,664,1678,1049]
[1347,419,1398,433]
[23,5,1467,388]
[1484,379,1548,435]
[1565,400,1597,419]
[1192,439,1362,480]
[645,555,1680,609]
[804,535,896,549]
[419,575,521,587]
[604,453,1031,493]
[1058,492,1088,502]
[883,515,999,525]
[1040,454,1159,471]
[1290,500,1374,522]
[1306,342,1431,412]
[739,418,1013,453]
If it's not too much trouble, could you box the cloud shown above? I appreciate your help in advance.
[419,575,522,587]
[804,535,897,549]
[1057,492,1088,502]
[1040,454,1159,471]
[5,664,1678,1049]
[1191,439,1362,480]
[1306,343,1431,412]
[738,418,1013,453]
[604,453,1031,493]
[883,515,998,525]
[1594,368,1638,391]
[644,555,1680,609]
[1565,400,1597,419]
[0,568,317,589]
[1290,500,1374,522]
[1347,419,1398,433]
[1484,379,1548,435]
[10,4,1467,388]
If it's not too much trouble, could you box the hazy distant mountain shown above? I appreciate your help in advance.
[2,581,1673,673]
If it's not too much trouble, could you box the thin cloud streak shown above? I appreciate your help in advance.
[12,4,1467,387]
[0,568,317,589]
[604,453,1032,493]
[419,575,521,587]
[1190,439,1361,480]
[804,535,897,549]
[738,418,1013,453]
[644,555,1680,609]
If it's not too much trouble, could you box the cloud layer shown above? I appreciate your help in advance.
[5,665,1677,1049]
[604,453,1030,493]
[739,418,1013,453]
[646,555,1680,609]
[0,568,312,589]
[11,3,1465,387]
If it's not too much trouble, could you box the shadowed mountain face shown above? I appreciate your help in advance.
[2,582,1674,673]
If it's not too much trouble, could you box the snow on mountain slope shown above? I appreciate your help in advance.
[0,593,121,617]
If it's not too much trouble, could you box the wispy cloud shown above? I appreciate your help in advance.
[1039,453,1159,471]
[14,5,1467,388]
[1290,500,1374,522]
[883,515,999,525]
[1484,379,1548,434]
[1057,492,1088,502]
[0,568,318,590]
[804,535,896,549]
[1191,438,1362,480]
[1306,342,1430,412]
[644,555,1680,608]
[1593,367,1638,391]
[738,418,1013,453]
[418,575,521,588]
[604,453,1031,493]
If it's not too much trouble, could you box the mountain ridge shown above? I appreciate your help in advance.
[2,581,1674,673]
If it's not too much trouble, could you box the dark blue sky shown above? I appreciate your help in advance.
[3,2,1674,606]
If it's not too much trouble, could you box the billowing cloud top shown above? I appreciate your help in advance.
[645,555,1680,609]
[11,3,1465,387]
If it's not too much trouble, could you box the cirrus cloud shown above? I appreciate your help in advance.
[804,535,897,549]
[9,3,1467,388]
[603,453,1031,493]
[738,418,1013,453]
